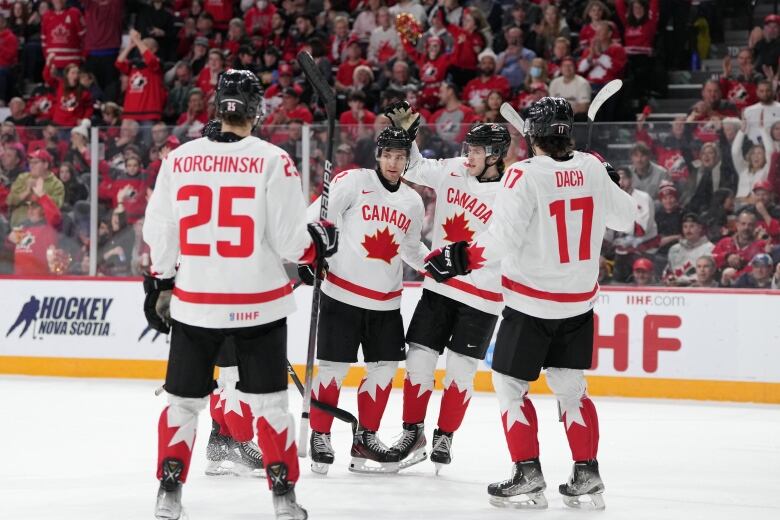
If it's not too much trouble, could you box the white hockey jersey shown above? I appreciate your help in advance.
[405,143,503,315]
[308,168,427,311]
[143,136,313,328]
[475,151,637,319]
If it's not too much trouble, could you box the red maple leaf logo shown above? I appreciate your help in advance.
[362,226,400,264]
[442,212,474,243]
[467,244,487,270]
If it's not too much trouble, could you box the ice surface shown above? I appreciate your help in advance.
[1,375,779,520]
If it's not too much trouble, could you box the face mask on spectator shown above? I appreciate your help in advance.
[530,66,542,78]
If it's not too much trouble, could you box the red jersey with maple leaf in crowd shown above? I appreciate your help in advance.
[10,194,62,276]
[307,168,428,311]
[41,7,85,68]
[115,49,167,121]
[405,143,503,315]
[43,65,93,127]
[461,74,511,111]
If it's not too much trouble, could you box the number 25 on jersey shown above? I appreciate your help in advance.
[178,185,256,258]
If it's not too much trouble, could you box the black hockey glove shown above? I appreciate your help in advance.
[297,261,329,286]
[590,151,619,186]
[202,119,221,140]
[384,101,421,141]
[307,220,339,259]
[143,274,175,334]
[424,241,470,282]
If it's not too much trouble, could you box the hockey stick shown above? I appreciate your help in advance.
[499,102,525,136]
[296,50,338,458]
[287,362,358,434]
[585,79,623,151]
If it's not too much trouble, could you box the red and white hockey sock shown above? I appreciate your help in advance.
[222,384,255,443]
[242,389,300,490]
[560,396,599,461]
[546,368,599,461]
[157,395,207,482]
[436,350,478,432]
[357,361,397,431]
[493,372,539,462]
[402,343,438,424]
[209,392,229,435]
[309,361,350,433]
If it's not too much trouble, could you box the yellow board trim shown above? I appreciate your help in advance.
[2,356,779,404]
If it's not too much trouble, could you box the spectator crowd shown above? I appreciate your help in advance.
[0,0,777,289]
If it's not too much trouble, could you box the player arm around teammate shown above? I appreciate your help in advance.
[143,69,337,520]
[386,105,515,474]
[301,128,428,475]
[425,97,635,510]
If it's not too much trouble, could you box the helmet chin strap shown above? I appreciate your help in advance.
[476,156,501,182]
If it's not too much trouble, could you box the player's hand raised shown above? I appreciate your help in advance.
[384,101,421,141]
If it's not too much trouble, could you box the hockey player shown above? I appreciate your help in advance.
[384,102,509,472]
[424,97,636,509]
[205,338,264,478]
[143,69,338,520]
[302,127,428,475]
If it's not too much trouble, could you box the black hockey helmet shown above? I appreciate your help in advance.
[463,123,511,159]
[521,97,574,138]
[376,127,413,155]
[215,69,263,123]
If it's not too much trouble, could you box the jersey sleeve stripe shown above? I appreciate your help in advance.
[172,284,293,304]
[327,273,403,301]
[501,276,599,303]
[423,272,503,302]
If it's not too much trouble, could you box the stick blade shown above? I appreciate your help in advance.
[297,51,336,117]
[499,102,525,135]
[588,79,623,121]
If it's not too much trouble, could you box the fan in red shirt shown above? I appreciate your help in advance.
[264,62,304,110]
[461,48,511,111]
[244,0,276,39]
[718,48,762,111]
[41,0,84,69]
[576,21,627,87]
[0,16,19,102]
[687,80,739,143]
[338,90,376,142]
[329,15,351,64]
[263,87,313,144]
[203,0,232,31]
[712,209,768,276]
[448,8,488,83]
[115,30,167,122]
[98,156,151,222]
[8,153,63,276]
[578,1,619,51]
[403,36,453,111]
[42,55,93,127]
[195,49,226,98]
[335,38,369,92]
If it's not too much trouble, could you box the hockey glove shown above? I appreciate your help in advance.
[307,220,339,259]
[424,241,470,282]
[202,119,221,140]
[590,151,620,186]
[384,101,421,141]
[297,261,329,286]
[143,274,175,334]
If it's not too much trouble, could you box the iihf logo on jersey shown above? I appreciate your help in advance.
[6,295,114,339]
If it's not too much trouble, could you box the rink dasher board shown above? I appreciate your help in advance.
[0,277,778,403]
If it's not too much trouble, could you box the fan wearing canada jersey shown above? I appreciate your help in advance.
[384,101,510,473]
[425,97,636,510]
[301,127,428,476]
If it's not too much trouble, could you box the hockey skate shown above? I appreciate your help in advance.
[392,422,427,470]
[310,431,335,475]
[429,428,452,475]
[559,460,606,510]
[349,426,401,474]
[487,459,548,510]
[155,458,186,520]
[205,420,264,477]
[267,462,308,520]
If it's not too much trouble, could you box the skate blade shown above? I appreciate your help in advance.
[398,449,427,470]
[348,457,400,474]
[155,506,188,520]
[206,460,264,478]
[434,462,446,475]
[311,462,331,475]
[562,492,605,510]
[489,492,548,510]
